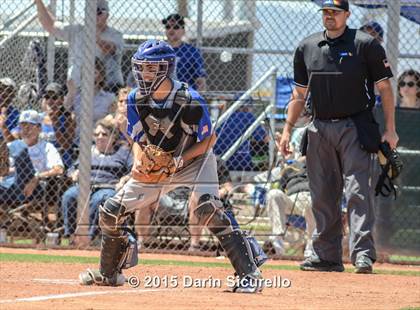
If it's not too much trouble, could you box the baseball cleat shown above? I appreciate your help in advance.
[354,256,373,274]
[232,271,264,294]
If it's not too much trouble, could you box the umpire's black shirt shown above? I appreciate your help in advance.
[293,26,393,120]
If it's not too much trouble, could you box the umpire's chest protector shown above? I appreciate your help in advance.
[136,82,195,152]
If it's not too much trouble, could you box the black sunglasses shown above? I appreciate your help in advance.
[399,81,415,88]
[44,94,59,100]
[165,25,183,30]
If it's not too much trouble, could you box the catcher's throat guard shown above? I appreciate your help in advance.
[375,142,403,199]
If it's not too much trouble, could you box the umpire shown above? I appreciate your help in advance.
[279,0,398,274]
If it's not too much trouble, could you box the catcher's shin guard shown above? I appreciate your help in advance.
[194,194,259,278]
[98,199,138,281]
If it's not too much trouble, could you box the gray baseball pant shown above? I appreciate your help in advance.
[306,118,378,265]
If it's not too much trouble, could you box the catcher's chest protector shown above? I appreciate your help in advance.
[136,82,193,153]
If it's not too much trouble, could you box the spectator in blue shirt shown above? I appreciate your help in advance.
[162,14,207,92]
[0,78,20,142]
[213,96,268,171]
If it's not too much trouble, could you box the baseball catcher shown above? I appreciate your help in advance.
[79,39,264,293]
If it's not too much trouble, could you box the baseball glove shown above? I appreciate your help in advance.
[132,144,176,183]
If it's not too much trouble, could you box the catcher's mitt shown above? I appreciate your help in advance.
[375,142,403,199]
[133,144,176,183]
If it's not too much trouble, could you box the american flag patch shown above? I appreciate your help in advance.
[201,125,209,135]
[383,59,391,68]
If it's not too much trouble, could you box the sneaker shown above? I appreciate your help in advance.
[354,256,373,274]
[300,257,344,272]
[79,268,126,286]
[232,271,264,294]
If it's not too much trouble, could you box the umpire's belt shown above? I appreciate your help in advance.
[316,117,348,123]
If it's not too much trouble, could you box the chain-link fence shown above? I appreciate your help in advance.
[1,0,419,263]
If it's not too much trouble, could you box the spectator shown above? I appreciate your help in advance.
[40,82,76,168]
[213,96,268,171]
[0,78,19,142]
[0,137,36,205]
[34,0,124,94]
[397,69,420,109]
[265,156,315,257]
[360,21,384,44]
[61,117,132,241]
[0,110,64,205]
[71,58,116,141]
[162,13,207,92]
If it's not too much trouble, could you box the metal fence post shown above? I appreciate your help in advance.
[75,0,96,239]
[46,0,56,83]
[386,0,401,101]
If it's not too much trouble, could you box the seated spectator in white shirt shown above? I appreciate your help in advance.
[0,110,64,204]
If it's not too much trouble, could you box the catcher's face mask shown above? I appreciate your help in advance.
[132,60,169,96]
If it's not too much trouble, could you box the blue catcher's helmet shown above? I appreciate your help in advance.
[131,39,176,96]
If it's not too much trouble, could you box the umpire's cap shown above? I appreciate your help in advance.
[320,0,349,11]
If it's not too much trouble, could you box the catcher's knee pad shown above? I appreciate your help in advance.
[99,199,127,236]
[98,200,138,279]
[194,194,234,235]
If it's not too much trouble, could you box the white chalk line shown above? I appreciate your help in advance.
[0,287,165,304]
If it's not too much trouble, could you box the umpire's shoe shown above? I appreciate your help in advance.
[300,257,344,272]
[354,256,373,274]
[79,268,126,286]
[232,271,264,294]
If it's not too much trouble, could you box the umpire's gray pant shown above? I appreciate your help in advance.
[306,118,378,265]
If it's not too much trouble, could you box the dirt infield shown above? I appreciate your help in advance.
[1,248,419,310]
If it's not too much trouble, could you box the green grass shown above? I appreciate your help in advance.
[1,252,420,277]
[389,255,420,264]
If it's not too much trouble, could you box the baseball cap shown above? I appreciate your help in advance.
[18,109,42,125]
[162,13,185,27]
[360,21,384,41]
[45,82,64,97]
[320,0,349,11]
[0,77,17,90]
[97,0,109,12]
